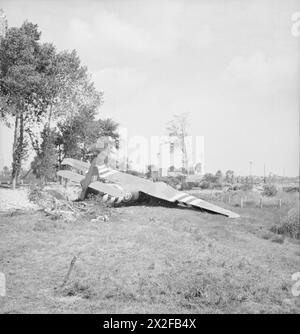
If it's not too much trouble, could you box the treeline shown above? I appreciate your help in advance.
[0,21,118,187]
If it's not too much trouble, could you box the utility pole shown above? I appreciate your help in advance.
[249,161,253,184]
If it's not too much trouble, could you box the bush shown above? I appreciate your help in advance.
[271,206,300,239]
[240,183,253,191]
[232,184,242,191]
[199,181,210,189]
[126,170,144,177]
[283,186,299,193]
[181,182,193,190]
[262,184,278,197]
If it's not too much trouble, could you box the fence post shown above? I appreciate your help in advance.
[228,195,231,205]
[278,198,282,208]
[240,197,243,208]
[259,197,263,209]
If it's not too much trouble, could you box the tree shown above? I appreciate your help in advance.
[31,128,58,182]
[202,173,218,186]
[0,21,103,187]
[146,164,156,179]
[166,113,190,172]
[1,165,10,180]
[2,165,9,176]
[39,48,102,128]
[225,170,235,184]
[0,22,54,188]
[57,109,119,164]
[215,170,223,183]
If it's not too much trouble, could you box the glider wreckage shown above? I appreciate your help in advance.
[57,156,240,218]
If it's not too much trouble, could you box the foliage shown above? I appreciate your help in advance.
[262,184,278,197]
[215,170,223,183]
[283,186,299,193]
[240,183,253,191]
[201,173,221,189]
[126,170,145,177]
[199,180,210,189]
[0,22,56,186]
[31,128,58,182]
[0,21,103,187]
[225,170,235,184]
[145,164,156,179]
[57,112,119,163]
[271,206,300,239]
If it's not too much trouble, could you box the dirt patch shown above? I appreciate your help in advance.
[0,188,38,212]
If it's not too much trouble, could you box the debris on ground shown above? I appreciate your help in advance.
[90,214,109,223]
[27,184,112,223]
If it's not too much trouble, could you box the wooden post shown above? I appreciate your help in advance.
[228,195,231,205]
[61,252,81,287]
[259,197,263,209]
[278,199,282,208]
[240,197,243,208]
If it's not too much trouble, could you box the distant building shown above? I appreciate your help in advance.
[0,9,8,38]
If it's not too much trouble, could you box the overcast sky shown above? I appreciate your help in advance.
[0,0,299,175]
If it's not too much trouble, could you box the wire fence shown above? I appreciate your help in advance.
[188,189,295,209]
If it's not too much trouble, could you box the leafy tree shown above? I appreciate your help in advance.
[215,170,223,183]
[225,170,235,184]
[31,128,58,182]
[201,173,219,189]
[0,22,54,188]
[57,108,119,164]
[1,165,10,179]
[263,184,278,197]
[0,21,103,187]
[146,164,156,178]
[2,165,9,174]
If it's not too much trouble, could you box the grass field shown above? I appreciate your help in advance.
[0,192,299,314]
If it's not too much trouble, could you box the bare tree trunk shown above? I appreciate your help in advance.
[21,168,32,180]
[48,103,53,129]
[11,114,19,189]
[181,133,188,173]
[11,111,25,189]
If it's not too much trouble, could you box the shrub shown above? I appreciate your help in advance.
[31,128,58,183]
[181,182,193,190]
[28,185,44,203]
[199,181,209,189]
[240,183,253,191]
[271,206,300,239]
[271,235,285,244]
[283,186,299,193]
[262,184,278,197]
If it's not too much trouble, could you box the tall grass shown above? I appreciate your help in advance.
[271,205,300,239]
